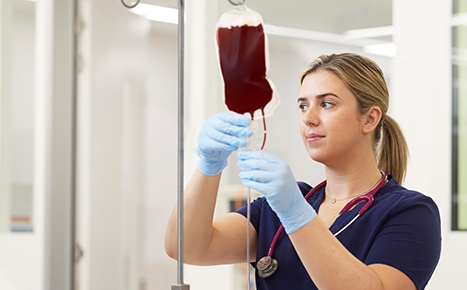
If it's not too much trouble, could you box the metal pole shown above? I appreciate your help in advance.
[172,0,189,289]
[118,0,189,288]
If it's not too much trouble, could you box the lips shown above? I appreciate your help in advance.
[306,133,324,142]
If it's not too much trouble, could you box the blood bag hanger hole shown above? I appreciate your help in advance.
[228,0,246,6]
[121,0,140,9]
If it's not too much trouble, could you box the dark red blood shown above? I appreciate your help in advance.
[217,24,273,117]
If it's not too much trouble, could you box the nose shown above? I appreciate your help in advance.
[301,105,319,127]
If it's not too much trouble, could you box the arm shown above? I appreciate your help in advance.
[164,112,257,265]
[289,218,415,290]
[164,169,258,265]
[237,151,416,290]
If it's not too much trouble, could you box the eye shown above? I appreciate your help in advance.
[321,101,334,109]
[298,103,309,112]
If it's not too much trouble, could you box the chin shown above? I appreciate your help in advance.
[306,150,326,164]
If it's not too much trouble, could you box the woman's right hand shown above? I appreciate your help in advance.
[197,112,252,176]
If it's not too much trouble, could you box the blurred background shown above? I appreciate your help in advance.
[0,0,465,289]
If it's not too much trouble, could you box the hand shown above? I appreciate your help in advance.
[237,151,316,233]
[197,112,252,176]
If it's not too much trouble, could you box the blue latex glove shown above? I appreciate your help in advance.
[197,112,252,176]
[237,151,317,233]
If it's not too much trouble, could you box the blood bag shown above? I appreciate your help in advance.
[215,5,279,121]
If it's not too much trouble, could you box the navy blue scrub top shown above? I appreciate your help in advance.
[236,176,441,290]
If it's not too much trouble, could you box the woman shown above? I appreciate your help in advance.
[165,53,441,289]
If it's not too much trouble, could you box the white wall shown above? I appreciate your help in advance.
[392,1,467,289]
[77,0,152,289]
[141,20,179,290]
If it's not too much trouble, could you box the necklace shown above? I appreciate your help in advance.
[326,194,361,204]
[326,172,386,204]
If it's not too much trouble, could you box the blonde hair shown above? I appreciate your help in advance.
[300,53,409,183]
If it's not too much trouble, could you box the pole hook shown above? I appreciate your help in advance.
[121,0,140,9]
[228,0,246,6]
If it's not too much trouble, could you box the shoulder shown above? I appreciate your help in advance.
[364,176,441,288]
[378,176,440,216]
[370,176,442,255]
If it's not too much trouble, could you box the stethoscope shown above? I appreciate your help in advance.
[256,171,388,279]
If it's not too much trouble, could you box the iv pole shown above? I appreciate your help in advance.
[173,0,189,289]
[120,0,189,288]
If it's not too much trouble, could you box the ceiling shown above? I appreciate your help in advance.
[16,0,393,40]
[14,0,393,46]
[146,0,393,40]
[225,0,392,35]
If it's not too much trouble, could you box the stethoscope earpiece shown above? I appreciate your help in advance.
[257,256,278,278]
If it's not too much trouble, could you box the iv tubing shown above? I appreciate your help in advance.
[246,188,251,290]
[244,118,266,290]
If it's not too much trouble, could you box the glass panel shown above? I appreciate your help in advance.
[0,0,35,232]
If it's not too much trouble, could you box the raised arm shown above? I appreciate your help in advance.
[164,112,257,265]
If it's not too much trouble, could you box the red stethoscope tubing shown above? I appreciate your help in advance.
[267,172,388,258]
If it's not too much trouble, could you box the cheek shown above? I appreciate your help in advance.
[332,111,360,130]
[331,116,362,144]
[299,120,307,140]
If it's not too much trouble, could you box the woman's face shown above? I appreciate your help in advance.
[298,70,368,167]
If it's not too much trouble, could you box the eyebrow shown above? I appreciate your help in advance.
[297,93,339,102]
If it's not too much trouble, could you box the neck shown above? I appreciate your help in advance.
[324,164,383,201]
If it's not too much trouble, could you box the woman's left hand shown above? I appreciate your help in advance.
[237,151,316,233]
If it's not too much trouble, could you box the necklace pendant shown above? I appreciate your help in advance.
[331,197,336,204]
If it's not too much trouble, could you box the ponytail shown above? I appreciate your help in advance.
[377,115,409,184]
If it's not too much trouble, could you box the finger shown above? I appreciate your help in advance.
[237,150,279,161]
[201,124,248,149]
[238,170,276,184]
[240,179,265,194]
[212,113,253,138]
[202,116,251,149]
[237,152,283,172]
[217,112,252,127]
[237,157,275,172]
[240,178,277,197]
[198,135,241,152]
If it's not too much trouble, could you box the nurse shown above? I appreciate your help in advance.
[165,53,441,289]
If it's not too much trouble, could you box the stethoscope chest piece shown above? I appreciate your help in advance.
[257,256,278,278]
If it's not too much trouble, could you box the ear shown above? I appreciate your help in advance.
[362,106,382,134]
